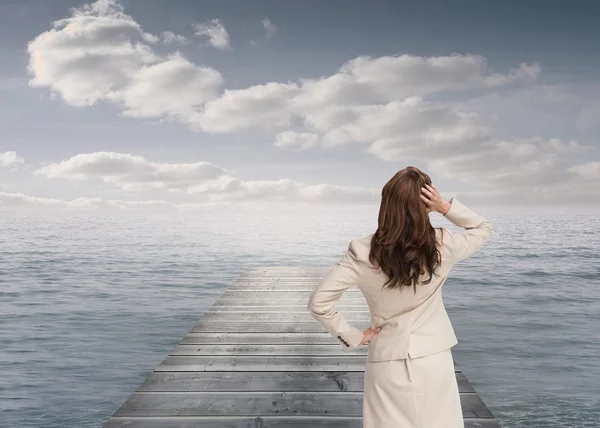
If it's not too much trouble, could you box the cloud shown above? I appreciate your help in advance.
[311,98,492,156]
[428,137,588,187]
[0,191,276,211]
[262,18,277,39]
[0,191,177,211]
[26,0,222,120]
[161,31,187,45]
[109,53,222,118]
[34,151,233,192]
[193,19,230,50]
[33,151,380,204]
[298,55,539,105]
[193,82,301,132]
[0,151,24,168]
[567,161,600,181]
[191,54,540,135]
[0,187,380,211]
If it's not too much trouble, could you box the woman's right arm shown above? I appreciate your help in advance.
[441,197,493,264]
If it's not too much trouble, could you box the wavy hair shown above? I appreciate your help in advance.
[368,166,442,293]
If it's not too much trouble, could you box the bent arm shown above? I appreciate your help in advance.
[307,241,365,350]
[442,197,493,264]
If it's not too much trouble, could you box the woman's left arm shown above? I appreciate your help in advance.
[307,241,365,351]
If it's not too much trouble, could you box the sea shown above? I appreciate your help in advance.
[1,203,599,428]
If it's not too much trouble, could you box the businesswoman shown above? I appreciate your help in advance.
[307,166,493,428]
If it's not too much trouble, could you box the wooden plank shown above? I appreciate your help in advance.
[220,291,362,298]
[227,286,354,291]
[206,307,370,312]
[104,416,365,428]
[191,321,373,333]
[136,371,366,392]
[457,372,476,393]
[234,274,331,279]
[240,267,331,273]
[104,416,501,428]
[105,417,501,428]
[180,332,355,345]
[199,312,371,322]
[218,289,363,296]
[155,355,370,372]
[170,344,369,356]
[232,277,327,280]
[213,297,367,306]
[136,371,474,393]
[112,392,491,418]
[232,278,330,280]
[227,286,357,291]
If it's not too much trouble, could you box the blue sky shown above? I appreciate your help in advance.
[1,0,599,210]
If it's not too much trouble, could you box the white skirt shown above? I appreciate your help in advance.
[363,348,463,428]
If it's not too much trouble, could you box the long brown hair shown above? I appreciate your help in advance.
[368,166,442,293]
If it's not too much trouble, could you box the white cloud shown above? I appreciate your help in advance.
[193,82,301,133]
[193,19,230,50]
[198,179,379,204]
[567,161,600,181]
[192,54,540,136]
[428,137,588,186]
[110,53,222,119]
[161,31,187,45]
[34,151,233,192]
[297,55,539,106]
[26,0,222,119]
[0,188,381,212]
[0,151,24,168]
[0,191,176,210]
[309,98,492,156]
[32,151,379,204]
[262,18,277,39]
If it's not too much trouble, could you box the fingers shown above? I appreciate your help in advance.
[362,327,383,344]
[426,183,438,196]
[367,327,382,336]
[422,184,439,200]
[420,192,433,209]
[421,187,434,206]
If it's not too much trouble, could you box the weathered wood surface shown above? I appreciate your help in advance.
[103,267,501,428]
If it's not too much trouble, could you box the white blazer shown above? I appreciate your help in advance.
[307,197,493,362]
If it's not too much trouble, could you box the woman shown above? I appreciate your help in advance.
[307,166,493,428]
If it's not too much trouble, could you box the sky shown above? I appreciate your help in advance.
[1,0,599,212]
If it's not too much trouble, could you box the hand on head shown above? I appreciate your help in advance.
[420,183,449,214]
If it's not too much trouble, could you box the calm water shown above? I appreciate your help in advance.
[1,205,599,428]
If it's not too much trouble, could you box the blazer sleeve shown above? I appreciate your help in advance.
[442,197,494,264]
[307,241,365,351]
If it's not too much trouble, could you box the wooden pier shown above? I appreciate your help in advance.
[103,267,501,428]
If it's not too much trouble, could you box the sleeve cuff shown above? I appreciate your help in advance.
[443,197,454,216]
[339,327,364,351]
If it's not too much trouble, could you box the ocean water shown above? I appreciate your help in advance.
[1,204,599,428]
